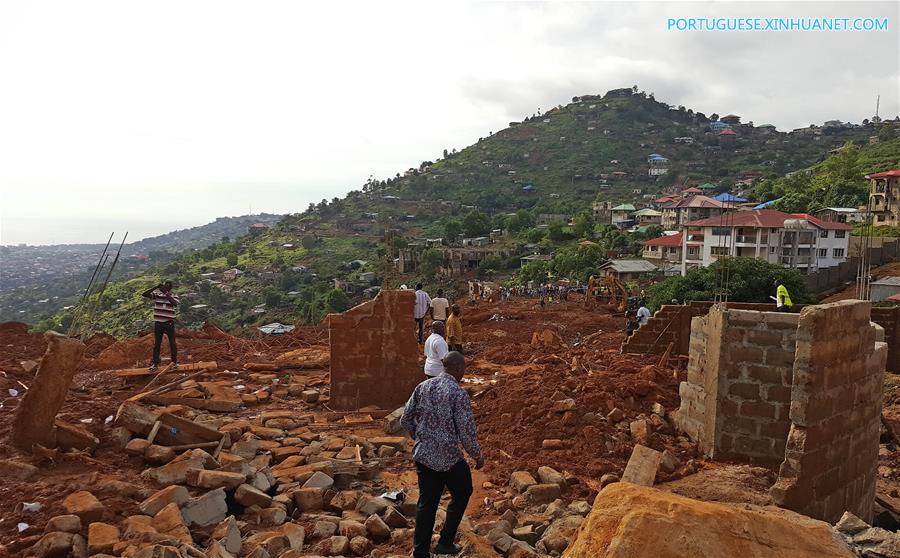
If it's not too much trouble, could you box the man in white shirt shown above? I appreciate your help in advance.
[430,289,450,322]
[423,321,449,377]
[637,302,652,326]
[414,283,432,343]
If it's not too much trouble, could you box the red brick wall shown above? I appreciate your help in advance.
[328,290,421,410]
[770,300,886,523]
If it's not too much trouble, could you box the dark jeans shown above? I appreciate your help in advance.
[414,459,472,558]
[152,321,177,365]
[449,344,463,354]
[415,317,425,343]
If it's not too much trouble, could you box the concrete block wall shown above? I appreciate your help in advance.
[770,300,887,523]
[328,290,421,410]
[673,306,798,464]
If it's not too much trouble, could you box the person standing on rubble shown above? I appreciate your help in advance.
[414,283,432,343]
[401,351,483,558]
[637,301,652,326]
[423,320,449,377]
[431,288,450,322]
[142,281,179,372]
[446,304,463,353]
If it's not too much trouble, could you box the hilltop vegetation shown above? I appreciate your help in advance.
[753,132,900,212]
[32,88,894,336]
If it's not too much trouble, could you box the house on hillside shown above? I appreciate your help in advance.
[598,259,658,281]
[520,253,553,267]
[522,184,536,194]
[605,88,633,97]
[868,169,900,225]
[647,154,669,177]
[814,207,866,224]
[642,233,683,275]
[674,136,694,144]
[720,114,741,125]
[660,195,726,228]
[719,128,737,142]
[611,204,636,228]
[592,201,613,224]
[248,223,271,235]
[679,210,850,275]
[709,121,731,132]
[633,208,662,226]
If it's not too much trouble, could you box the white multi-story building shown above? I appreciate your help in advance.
[679,210,850,275]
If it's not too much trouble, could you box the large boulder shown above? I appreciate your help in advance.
[562,483,854,558]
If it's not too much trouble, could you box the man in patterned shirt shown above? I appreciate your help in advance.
[401,351,483,557]
[142,280,180,372]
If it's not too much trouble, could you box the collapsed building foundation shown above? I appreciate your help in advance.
[673,300,887,523]
[328,289,420,410]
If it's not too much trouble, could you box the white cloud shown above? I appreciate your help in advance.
[0,0,897,244]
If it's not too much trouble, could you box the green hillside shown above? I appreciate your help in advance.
[33,88,892,336]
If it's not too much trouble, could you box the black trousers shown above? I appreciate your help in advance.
[152,321,177,365]
[415,317,425,343]
[414,459,473,558]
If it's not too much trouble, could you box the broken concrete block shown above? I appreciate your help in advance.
[12,332,85,450]
[235,484,273,508]
[206,541,235,558]
[301,390,319,403]
[140,486,190,517]
[365,514,391,541]
[536,466,566,489]
[31,531,75,558]
[629,419,651,445]
[0,458,39,480]
[512,525,540,546]
[125,438,152,455]
[281,523,305,549]
[525,484,561,504]
[621,444,662,486]
[312,520,338,540]
[383,407,405,435]
[510,470,538,492]
[292,487,324,511]
[541,439,565,450]
[259,507,287,526]
[142,452,207,485]
[302,471,334,490]
[210,516,241,555]
[835,511,869,535]
[63,491,105,523]
[181,488,228,527]
[144,445,177,465]
[187,469,246,491]
[368,436,407,451]
[327,490,360,512]
[122,515,156,537]
[383,506,408,529]
[326,535,350,555]
[356,495,392,516]
[660,450,680,473]
[152,503,192,545]
[44,514,82,534]
[87,522,120,555]
[339,519,367,539]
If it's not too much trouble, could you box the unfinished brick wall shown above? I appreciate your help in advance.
[674,306,798,463]
[770,300,887,523]
[328,289,421,410]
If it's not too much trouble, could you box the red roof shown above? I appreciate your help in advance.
[719,128,737,136]
[686,209,852,230]
[670,195,726,209]
[867,169,900,178]
[682,187,702,194]
[643,233,683,247]
[578,240,597,246]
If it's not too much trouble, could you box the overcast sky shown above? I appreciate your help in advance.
[1,1,897,245]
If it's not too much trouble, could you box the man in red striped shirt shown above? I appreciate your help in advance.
[142,281,180,372]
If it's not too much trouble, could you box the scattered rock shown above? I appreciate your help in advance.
[187,469,246,490]
[312,520,338,540]
[536,466,566,489]
[629,419,650,445]
[63,491,105,523]
[339,519,367,539]
[44,515,82,534]
[140,486,190,517]
[210,516,242,555]
[541,439,565,450]
[510,471,538,492]
[349,535,372,555]
[235,484,273,508]
[357,496,392,516]
[0,458,39,480]
[31,531,74,558]
[525,483,561,504]
[659,450,680,473]
[86,522,120,555]
[599,473,619,489]
[182,488,228,527]
[835,511,869,536]
[383,407,405,435]
[292,487,324,511]
[365,514,391,541]
[382,506,408,529]
[326,535,350,555]
[144,445,177,465]
[607,408,624,423]
[302,471,335,490]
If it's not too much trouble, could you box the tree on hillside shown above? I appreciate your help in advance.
[526,228,546,243]
[445,219,462,242]
[325,289,351,313]
[226,253,238,267]
[550,244,606,282]
[879,124,897,142]
[647,258,812,310]
[571,212,594,239]
[462,210,492,237]
[419,249,444,280]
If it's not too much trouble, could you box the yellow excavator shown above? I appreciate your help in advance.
[584,275,629,313]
